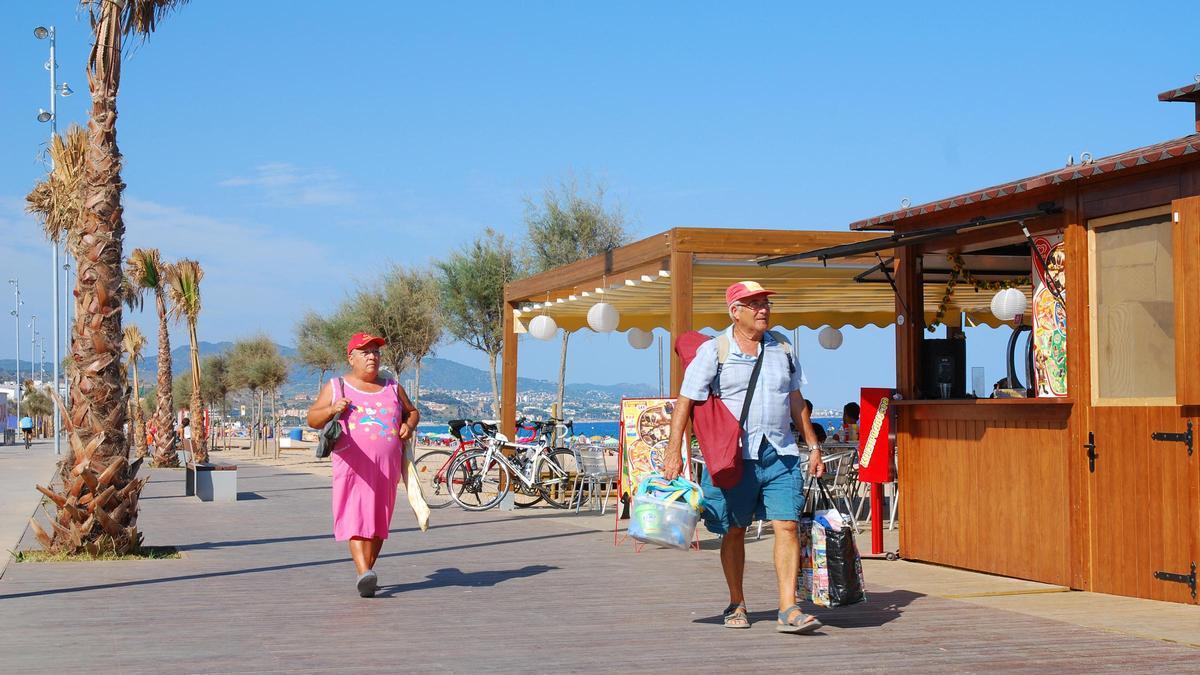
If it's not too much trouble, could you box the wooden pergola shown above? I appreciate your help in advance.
[499,227,1018,436]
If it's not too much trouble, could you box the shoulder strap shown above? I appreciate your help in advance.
[738,343,767,430]
[711,332,731,397]
[767,330,796,376]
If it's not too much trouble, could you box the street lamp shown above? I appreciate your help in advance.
[7,280,20,419]
[35,24,68,456]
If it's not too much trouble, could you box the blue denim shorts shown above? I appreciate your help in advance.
[700,440,804,535]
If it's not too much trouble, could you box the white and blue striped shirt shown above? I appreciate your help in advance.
[679,326,808,460]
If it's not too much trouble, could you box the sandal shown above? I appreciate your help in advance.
[776,604,822,634]
[723,603,751,629]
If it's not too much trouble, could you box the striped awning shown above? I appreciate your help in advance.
[513,258,1025,333]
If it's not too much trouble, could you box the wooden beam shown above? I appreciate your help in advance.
[669,250,693,396]
[895,244,923,400]
[1061,186,1092,592]
[501,301,518,439]
[505,232,671,303]
[671,228,880,256]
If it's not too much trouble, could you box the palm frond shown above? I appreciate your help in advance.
[24,125,88,243]
[125,248,162,291]
[122,325,147,363]
[165,259,203,321]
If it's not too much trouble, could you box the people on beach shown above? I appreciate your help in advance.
[181,417,192,456]
[306,332,419,597]
[662,280,825,634]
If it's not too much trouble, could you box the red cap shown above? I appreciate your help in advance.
[726,281,777,306]
[346,332,386,355]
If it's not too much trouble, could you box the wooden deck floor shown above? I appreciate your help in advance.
[0,463,1196,673]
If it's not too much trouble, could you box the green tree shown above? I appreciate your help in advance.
[25,0,190,556]
[227,337,288,458]
[294,310,354,394]
[436,229,523,418]
[349,266,442,405]
[524,178,631,434]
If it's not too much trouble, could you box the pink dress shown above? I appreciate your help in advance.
[330,378,405,541]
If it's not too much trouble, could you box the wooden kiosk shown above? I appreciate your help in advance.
[770,81,1200,604]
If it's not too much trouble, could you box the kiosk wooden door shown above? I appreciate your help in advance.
[1086,200,1200,603]
[1089,407,1198,603]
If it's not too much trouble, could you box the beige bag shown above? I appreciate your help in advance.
[403,438,430,531]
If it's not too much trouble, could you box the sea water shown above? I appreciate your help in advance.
[417,417,843,441]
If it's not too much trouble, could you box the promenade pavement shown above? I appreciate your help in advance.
[0,437,60,578]
[0,448,1197,673]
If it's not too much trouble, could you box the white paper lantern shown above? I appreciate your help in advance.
[990,288,1028,322]
[587,302,620,333]
[817,325,843,350]
[627,327,654,350]
[529,315,558,340]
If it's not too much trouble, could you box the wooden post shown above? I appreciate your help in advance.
[501,299,518,440]
[668,250,693,396]
[892,243,922,557]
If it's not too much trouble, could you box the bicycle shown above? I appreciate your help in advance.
[414,418,561,509]
[446,422,579,511]
[413,419,482,509]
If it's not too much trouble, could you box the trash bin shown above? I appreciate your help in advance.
[288,427,303,441]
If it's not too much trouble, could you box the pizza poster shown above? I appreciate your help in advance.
[1032,234,1067,397]
[618,397,681,497]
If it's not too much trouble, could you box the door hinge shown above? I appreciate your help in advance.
[1084,431,1097,472]
[1154,562,1197,600]
[1151,420,1193,456]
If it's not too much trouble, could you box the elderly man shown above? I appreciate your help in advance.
[662,281,824,634]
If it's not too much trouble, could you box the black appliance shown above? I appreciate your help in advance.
[921,338,966,399]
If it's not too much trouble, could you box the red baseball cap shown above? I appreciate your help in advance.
[726,281,777,306]
[346,332,386,355]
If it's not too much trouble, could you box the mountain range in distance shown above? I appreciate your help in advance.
[1,341,657,399]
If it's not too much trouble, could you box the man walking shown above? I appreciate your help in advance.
[662,281,825,633]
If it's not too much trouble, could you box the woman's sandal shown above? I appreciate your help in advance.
[723,603,751,629]
[776,604,822,634]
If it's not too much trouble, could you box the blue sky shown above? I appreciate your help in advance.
[2,2,1197,409]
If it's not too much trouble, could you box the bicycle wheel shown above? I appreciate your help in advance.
[537,448,582,510]
[413,449,455,509]
[447,450,508,511]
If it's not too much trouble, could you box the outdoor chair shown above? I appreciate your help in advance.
[573,443,618,514]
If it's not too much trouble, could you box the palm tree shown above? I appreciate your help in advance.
[19,0,189,555]
[122,326,150,458]
[127,248,177,467]
[166,259,206,463]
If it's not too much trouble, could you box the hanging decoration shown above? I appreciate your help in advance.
[990,287,1027,322]
[587,302,620,333]
[927,253,1032,331]
[817,326,843,350]
[627,327,654,350]
[529,314,557,340]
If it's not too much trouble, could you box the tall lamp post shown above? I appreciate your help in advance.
[7,280,20,419]
[35,25,72,456]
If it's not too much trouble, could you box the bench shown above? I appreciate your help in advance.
[194,463,238,502]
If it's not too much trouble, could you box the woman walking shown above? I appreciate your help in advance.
[307,332,419,597]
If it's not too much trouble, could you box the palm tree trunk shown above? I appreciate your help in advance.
[31,2,145,555]
[152,289,177,466]
[187,321,207,463]
[413,359,422,407]
[131,363,148,458]
[488,352,500,420]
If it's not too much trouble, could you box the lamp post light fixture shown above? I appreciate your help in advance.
[35,23,67,455]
